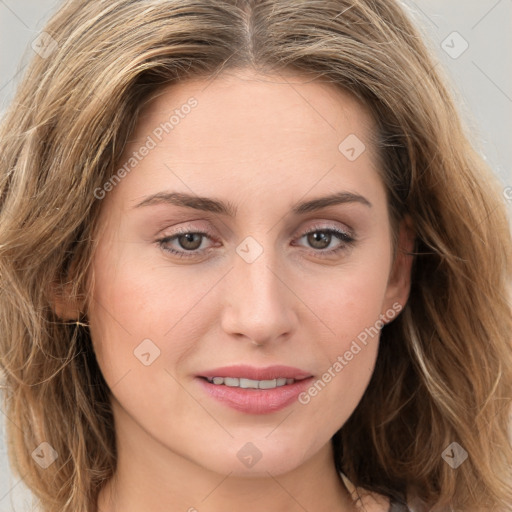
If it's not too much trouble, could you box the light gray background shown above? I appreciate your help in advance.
[0,1,511,510]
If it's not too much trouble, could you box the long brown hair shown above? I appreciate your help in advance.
[0,1,510,510]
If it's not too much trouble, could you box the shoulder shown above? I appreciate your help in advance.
[340,472,391,511]
[340,472,412,512]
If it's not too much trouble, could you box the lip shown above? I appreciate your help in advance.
[198,364,312,381]
[196,365,314,415]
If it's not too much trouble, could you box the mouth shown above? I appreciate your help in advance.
[196,365,314,414]
[203,376,298,389]
[198,364,312,381]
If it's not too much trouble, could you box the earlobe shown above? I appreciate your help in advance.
[382,214,416,318]
[49,281,82,321]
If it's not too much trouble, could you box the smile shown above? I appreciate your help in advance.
[205,377,296,388]
[197,365,314,414]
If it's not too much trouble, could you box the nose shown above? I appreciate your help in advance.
[220,244,298,346]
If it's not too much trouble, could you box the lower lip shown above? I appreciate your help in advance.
[197,377,314,414]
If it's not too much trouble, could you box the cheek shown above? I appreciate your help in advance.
[291,245,392,416]
[87,241,217,384]
[86,256,205,429]
[301,248,392,353]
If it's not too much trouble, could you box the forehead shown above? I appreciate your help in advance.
[136,70,376,149]
[104,70,383,215]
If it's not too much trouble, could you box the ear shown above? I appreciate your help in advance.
[381,214,415,319]
[49,279,82,321]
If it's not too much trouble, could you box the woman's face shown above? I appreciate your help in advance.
[86,70,412,477]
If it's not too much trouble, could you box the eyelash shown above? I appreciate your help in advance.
[155,224,356,260]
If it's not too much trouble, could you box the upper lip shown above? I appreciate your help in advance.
[198,365,312,381]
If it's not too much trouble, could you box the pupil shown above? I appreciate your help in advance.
[308,231,331,249]
[180,233,201,250]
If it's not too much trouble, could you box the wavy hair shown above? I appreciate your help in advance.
[0,1,511,511]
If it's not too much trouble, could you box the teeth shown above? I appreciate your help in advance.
[224,377,239,387]
[258,379,276,389]
[239,378,259,389]
[205,377,296,388]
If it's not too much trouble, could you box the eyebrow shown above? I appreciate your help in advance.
[133,190,372,215]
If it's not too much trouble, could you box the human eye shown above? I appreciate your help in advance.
[155,226,218,259]
[293,223,356,258]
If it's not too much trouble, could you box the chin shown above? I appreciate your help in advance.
[187,434,319,477]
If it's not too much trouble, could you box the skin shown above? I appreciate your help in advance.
[60,69,414,511]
